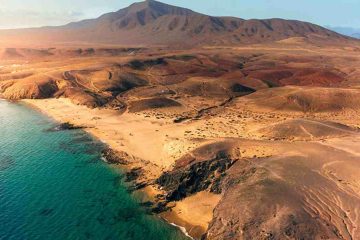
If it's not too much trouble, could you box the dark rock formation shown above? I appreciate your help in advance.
[48,122,84,131]
[101,148,130,165]
[157,144,238,201]
[128,97,182,112]
[125,167,144,182]
[58,122,83,130]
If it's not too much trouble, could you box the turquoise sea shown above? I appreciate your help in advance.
[0,100,188,240]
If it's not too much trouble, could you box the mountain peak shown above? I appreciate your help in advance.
[128,0,158,11]
[105,0,195,28]
[124,0,194,16]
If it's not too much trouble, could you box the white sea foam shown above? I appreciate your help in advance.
[170,223,194,240]
[100,156,109,163]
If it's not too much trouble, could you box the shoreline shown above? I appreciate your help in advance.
[169,223,194,240]
[20,98,214,240]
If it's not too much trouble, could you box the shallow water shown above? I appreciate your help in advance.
[0,100,188,240]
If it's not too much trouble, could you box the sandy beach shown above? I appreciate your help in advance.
[23,98,221,238]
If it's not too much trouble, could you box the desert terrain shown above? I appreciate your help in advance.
[0,43,358,239]
[1,0,360,239]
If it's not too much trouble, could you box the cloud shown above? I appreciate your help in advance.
[0,9,85,29]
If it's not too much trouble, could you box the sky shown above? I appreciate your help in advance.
[0,0,359,29]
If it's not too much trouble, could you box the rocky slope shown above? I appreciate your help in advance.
[156,138,360,240]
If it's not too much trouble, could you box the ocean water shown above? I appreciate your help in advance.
[0,100,188,240]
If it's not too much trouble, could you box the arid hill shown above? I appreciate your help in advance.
[256,119,358,141]
[241,86,360,113]
[0,0,353,47]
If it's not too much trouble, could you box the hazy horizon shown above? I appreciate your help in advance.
[0,0,359,30]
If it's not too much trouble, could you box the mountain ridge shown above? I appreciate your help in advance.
[0,0,355,47]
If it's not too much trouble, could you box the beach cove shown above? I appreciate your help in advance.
[0,100,189,240]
